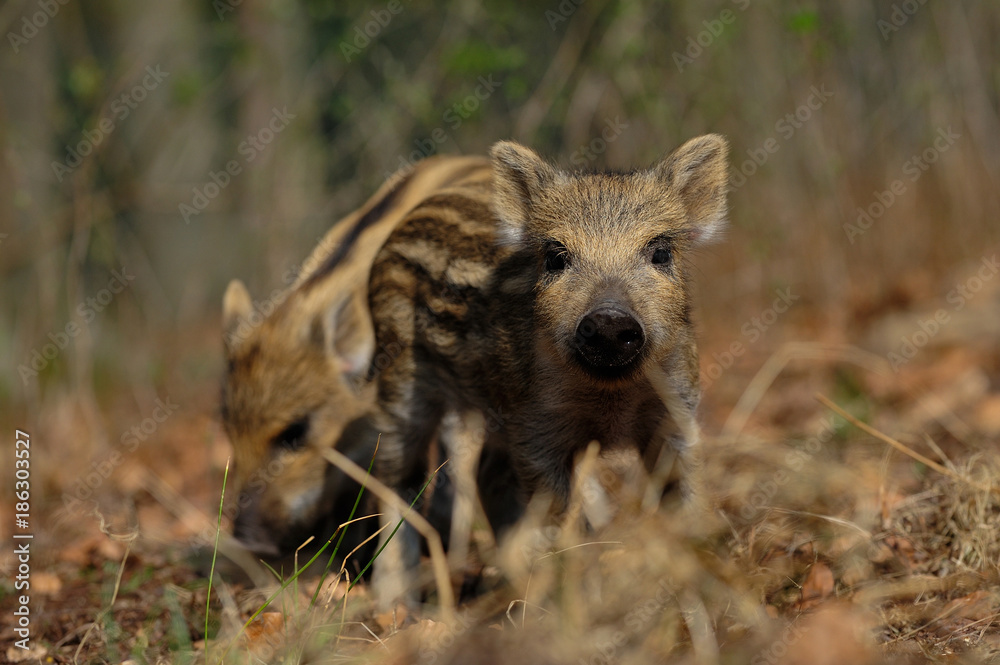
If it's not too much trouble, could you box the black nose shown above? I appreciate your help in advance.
[575,306,645,371]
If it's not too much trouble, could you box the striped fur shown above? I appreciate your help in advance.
[220,155,490,557]
[368,136,728,600]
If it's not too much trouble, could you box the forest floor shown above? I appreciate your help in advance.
[4,265,1000,665]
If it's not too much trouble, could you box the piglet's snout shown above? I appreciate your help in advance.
[574,305,645,369]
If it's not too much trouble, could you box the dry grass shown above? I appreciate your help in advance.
[9,337,1000,664]
[1,265,998,665]
[196,404,1000,664]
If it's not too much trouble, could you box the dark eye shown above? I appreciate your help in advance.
[272,418,308,452]
[649,237,673,267]
[544,242,570,272]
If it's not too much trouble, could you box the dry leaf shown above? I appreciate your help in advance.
[97,535,127,561]
[243,612,285,652]
[396,618,448,642]
[941,589,999,622]
[375,604,410,632]
[6,644,47,662]
[32,571,62,595]
[59,532,125,566]
[973,394,1000,435]
[797,562,835,610]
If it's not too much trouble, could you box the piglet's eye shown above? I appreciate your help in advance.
[272,417,308,452]
[544,242,570,272]
[648,236,673,267]
[651,247,671,265]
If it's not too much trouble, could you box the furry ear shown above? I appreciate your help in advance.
[222,279,254,352]
[489,140,556,245]
[655,134,729,243]
[307,292,375,382]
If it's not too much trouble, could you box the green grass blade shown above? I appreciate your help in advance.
[309,441,380,608]
[347,466,441,594]
[205,458,230,643]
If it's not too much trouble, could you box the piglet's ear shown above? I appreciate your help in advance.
[282,286,374,388]
[222,279,254,353]
[318,294,374,381]
[655,134,729,244]
[490,140,556,245]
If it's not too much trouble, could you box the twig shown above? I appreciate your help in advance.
[815,394,998,495]
[765,507,872,538]
[319,447,455,621]
[74,508,138,664]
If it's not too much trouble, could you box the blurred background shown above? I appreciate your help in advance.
[1,0,998,516]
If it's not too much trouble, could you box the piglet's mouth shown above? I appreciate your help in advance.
[232,521,282,558]
[572,348,646,381]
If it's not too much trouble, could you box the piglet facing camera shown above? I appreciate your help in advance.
[367,136,728,605]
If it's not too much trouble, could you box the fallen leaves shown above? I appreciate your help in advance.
[374,604,410,632]
[59,532,127,567]
[241,612,286,658]
[933,589,1000,637]
[796,561,835,610]
[30,571,62,595]
[6,644,47,663]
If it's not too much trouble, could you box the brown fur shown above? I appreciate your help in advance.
[220,155,490,557]
[367,136,728,597]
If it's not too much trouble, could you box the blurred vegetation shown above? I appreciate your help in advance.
[1,0,998,418]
